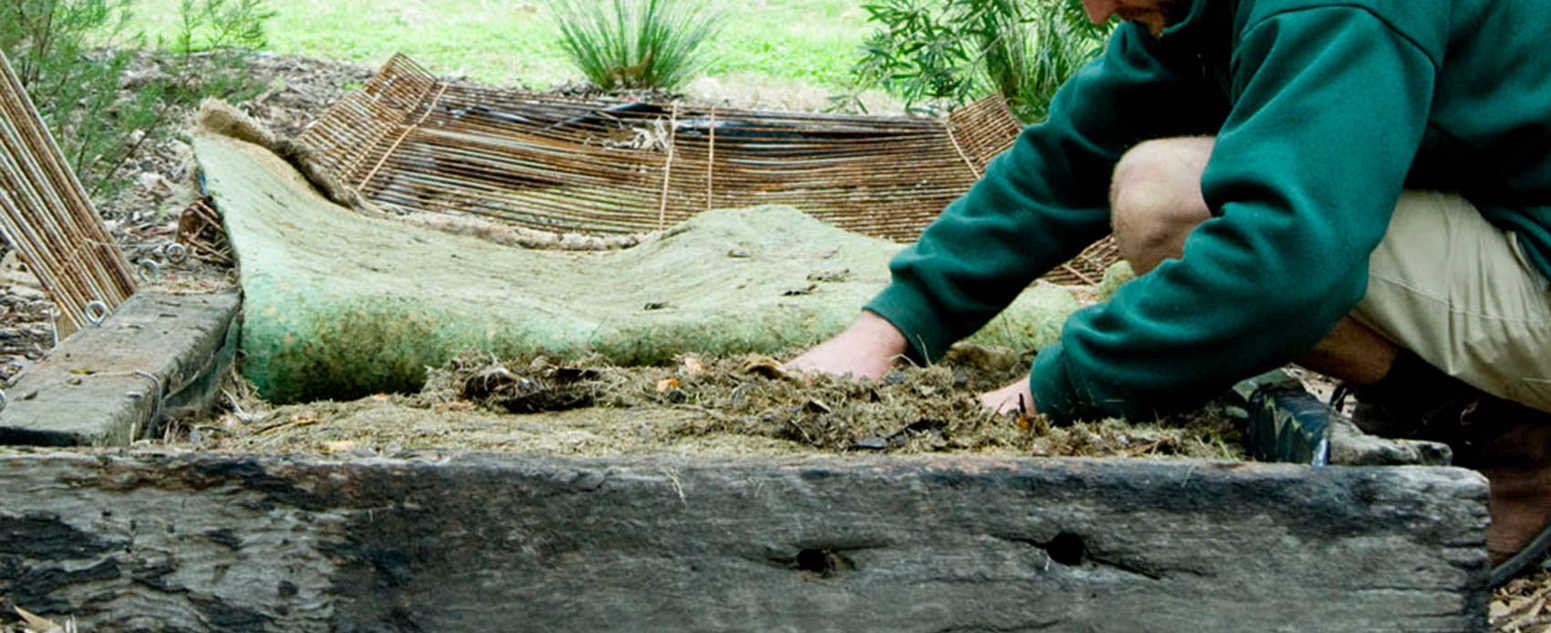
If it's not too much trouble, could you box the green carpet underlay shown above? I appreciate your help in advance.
[194,131,1082,403]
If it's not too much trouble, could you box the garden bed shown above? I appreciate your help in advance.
[0,50,1517,633]
[0,284,1494,632]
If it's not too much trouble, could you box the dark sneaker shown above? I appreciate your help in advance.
[1232,369,1332,465]
[1333,379,1490,443]
[1329,349,1504,445]
[1236,370,1450,466]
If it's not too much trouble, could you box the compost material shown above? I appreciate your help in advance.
[193,351,1244,461]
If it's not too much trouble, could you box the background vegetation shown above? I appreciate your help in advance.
[123,0,1107,116]
[1,0,273,196]
[3,0,1114,200]
[124,0,871,90]
[855,0,1110,118]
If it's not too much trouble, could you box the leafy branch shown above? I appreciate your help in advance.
[853,0,1111,120]
[1,0,275,199]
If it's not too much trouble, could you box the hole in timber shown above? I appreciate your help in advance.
[795,548,851,577]
[1047,532,1085,566]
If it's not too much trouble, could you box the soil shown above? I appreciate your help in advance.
[0,49,1538,627]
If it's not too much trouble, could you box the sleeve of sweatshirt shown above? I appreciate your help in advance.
[1030,7,1438,422]
[864,23,1227,362]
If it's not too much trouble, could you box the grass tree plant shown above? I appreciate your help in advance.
[545,0,726,92]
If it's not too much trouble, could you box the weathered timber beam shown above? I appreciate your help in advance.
[0,291,241,446]
[0,453,1489,632]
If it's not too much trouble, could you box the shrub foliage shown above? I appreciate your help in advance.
[856,0,1111,120]
[0,0,273,198]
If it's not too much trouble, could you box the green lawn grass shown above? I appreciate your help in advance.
[128,0,870,91]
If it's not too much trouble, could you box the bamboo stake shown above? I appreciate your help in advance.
[657,102,679,231]
[706,106,715,211]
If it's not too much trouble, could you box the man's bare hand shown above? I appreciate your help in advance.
[979,378,1035,416]
[784,311,908,381]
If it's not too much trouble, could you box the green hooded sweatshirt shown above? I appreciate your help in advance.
[865,0,1551,422]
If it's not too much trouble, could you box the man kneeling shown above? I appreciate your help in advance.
[789,0,1551,587]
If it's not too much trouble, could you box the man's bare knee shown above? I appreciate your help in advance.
[1110,137,1215,274]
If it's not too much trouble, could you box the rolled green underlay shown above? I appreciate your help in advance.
[194,131,1081,403]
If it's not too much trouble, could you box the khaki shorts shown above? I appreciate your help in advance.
[1354,191,1551,412]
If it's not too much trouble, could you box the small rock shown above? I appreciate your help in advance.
[852,437,888,451]
[164,138,191,157]
[727,248,751,258]
[9,285,46,301]
[121,68,171,90]
[952,368,969,387]
[136,172,173,198]
[729,383,751,406]
[806,268,850,283]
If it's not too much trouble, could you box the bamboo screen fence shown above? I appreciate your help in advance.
[296,54,1118,284]
[0,51,135,338]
